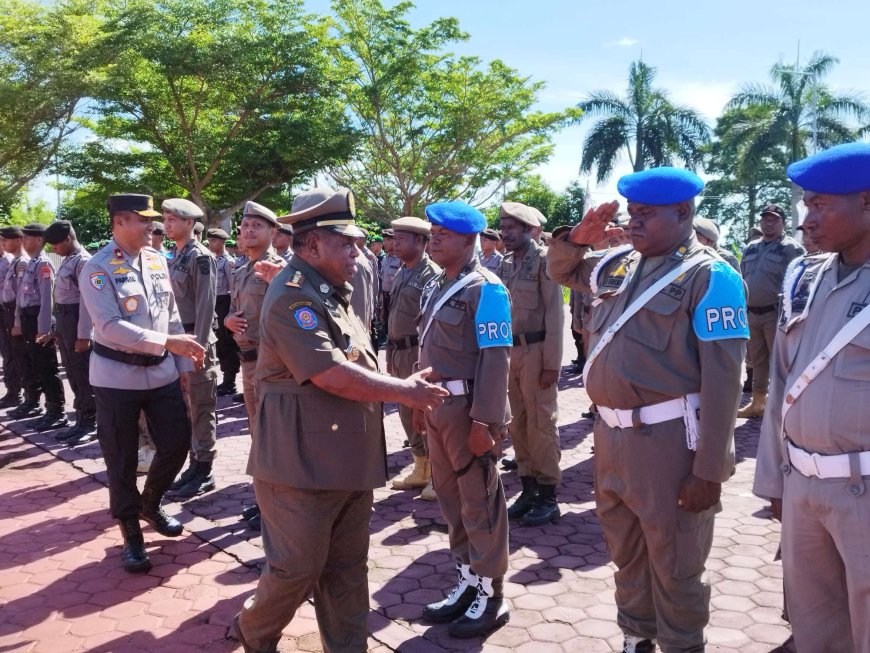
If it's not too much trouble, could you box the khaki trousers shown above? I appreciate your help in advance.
[595,418,717,652]
[782,469,870,653]
[239,481,373,653]
[426,396,509,579]
[389,346,426,457]
[747,310,778,393]
[182,345,218,462]
[241,359,258,432]
[507,342,561,485]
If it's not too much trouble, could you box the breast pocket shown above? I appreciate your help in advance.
[624,293,683,351]
[116,286,146,317]
[432,306,465,351]
[586,297,618,335]
[763,254,785,275]
[511,279,540,311]
[170,268,189,298]
[834,328,870,382]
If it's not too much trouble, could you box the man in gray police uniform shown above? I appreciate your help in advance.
[80,193,205,573]
[162,198,219,498]
[43,220,97,445]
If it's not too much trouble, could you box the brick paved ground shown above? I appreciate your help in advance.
[0,309,792,652]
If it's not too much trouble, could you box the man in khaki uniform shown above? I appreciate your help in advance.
[386,217,441,498]
[163,198,219,498]
[693,217,740,272]
[738,204,804,417]
[548,167,747,653]
[232,187,447,653]
[497,202,564,526]
[754,143,870,653]
[417,201,512,639]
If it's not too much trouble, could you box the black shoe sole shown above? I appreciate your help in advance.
[520,510,561,527]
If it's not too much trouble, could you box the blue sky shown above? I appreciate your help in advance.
[31,0,870,211]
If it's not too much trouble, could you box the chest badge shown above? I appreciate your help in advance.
[345,345,361,362]
[319,283,330,294]
[123,296,139,313]
[113,266,131,275]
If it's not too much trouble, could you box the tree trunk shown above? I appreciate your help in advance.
[746,184,758,241]
[634,123,644,172]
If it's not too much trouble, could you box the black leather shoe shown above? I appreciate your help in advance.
[9,401,42,419]
[171,461,216,498]
[520,484,561,526]
[422,564,479,624]
[500,456,518,471]
[34,412,69,432]
[0,393,21,409]
[247,513,261,531]
[170,459,198,491]
[581,404,598,419]
[118,518,151,573]
[140,488,183,537]
[54,424,82,441]
[240,504,260,520]
[507,477,538,520]
[217,382,237,397]
[231,392,244,403]
[447,578,510,639]
[66,428,96,447]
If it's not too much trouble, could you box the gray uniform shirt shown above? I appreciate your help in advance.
[0,253,12,300]
[215,253,235,296]
[79,240,190,389]
[479,251,504,273]
[169,239,217,347]
[741,235,805,307]
[380,254,401,294]
[754,255,870,499]
[1,253,28,307]
[55,246,94,339]
[17,253,55,334]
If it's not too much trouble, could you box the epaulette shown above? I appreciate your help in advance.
[589,244,634,295]
[780,253,832,323]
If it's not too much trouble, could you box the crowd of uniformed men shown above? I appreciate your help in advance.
[0,141,868,653]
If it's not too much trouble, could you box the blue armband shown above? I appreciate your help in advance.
[692,261,750,341]
[475,283,512,349]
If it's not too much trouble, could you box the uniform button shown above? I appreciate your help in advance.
[851,485,861,496]
[781,463,791,474]
[331,424,338,432]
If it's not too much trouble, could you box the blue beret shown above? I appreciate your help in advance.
[787,142,870,195]
[617,167,704,205]
[424,201,486,234]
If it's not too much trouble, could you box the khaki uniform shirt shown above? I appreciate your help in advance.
[17,253,55,334]
[215,253,235,296]
[229,248,284,351]
[80,241,190,389]
[497,240,564,371]
[248,256,387,491]
[350,253,376,329]
[754,255,870,499]
[547,235,747,482]
[387,255,441,344]
[169,239,217,347]
[741,235,805,307]
[717,247,740,273]
[55,246,94,339]
[418,257,511,425]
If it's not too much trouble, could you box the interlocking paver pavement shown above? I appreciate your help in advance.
[0,309,792,651]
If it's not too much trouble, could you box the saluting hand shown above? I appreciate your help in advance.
[400,366,450,411]
[677,474,721,513]
[569,200,623,246]
[253,260,286,284]
[165,334,206,368]
[225,311,248,334]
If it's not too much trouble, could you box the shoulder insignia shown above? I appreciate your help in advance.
[197,256,211,274]
[113,266,131,275]
[148,261,163,270]
[40,263,52,279]
[589,244,633,294]
[285,270,304,288]
[288,300,312,310]
[89,272,107,290]
[114,248,123,259]
[293,306,318,330]
[692,261,749,341]
[475,282,512,349]
[109,258,125,265]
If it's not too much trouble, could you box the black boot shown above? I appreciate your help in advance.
[422,563,479,623]
[118,517,151,573]
[140,487,183,537]
[507,477,538,520]
[623,635,657,652]
[217,376,237,397]
[521,483,560,526]
[447,576,510,638]
[171,460,216,498]
[170,455,197,491]
[0,392,21,408]
[247,513,261,531]
[33,410,69,432]
[9,400,42,419]
[240,504,260,520]
[55,423,82,441]
[500,456,518,471]
[66,423,96,447]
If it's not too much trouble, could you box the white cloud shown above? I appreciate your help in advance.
[665,79,738,121]
[606,37,639,48]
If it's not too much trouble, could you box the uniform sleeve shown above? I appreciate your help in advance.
[753,323,790,499]
[541,261,565,371]
[545,238,597,293]
[468,283,511,424]
[192,253,217,346]
[38,261,54,334]
[75,258,94,339]
[79,263,168,355]
[261,289,347,384]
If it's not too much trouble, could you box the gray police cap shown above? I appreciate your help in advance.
[162,198,204,220]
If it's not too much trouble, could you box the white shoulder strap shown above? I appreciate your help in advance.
[419,272,479,346]
[781,303,870,430]
[583,253,713,385]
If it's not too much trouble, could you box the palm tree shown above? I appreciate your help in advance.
[577,60,711,183]
[725,51,868,223]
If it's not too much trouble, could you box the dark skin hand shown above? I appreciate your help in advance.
[569,201,624,246]
[540,369,559,389]
[677,474,722,512]
[769,498,782,522]
[74,339,91,353]
[413,412,505,458]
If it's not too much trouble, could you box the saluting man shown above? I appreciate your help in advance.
[497,202,564,527]
[547,168,747,653]
[18,223,67,431]
[232,187,447,652]
[162,198,219,498]
[753,143,870,653]
[386,216,441,499]
[207,227,240,397]
[80,193,205,573]
[417,201,512,639]
[43,220,97,445]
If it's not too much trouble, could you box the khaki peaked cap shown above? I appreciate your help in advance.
[278,187,364,238]
[391,216,431,236]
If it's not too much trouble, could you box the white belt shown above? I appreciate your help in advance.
[598,396,689,430]
[435,380,470,396]
[787,441,870,479]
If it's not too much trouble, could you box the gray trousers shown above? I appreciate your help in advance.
[238,481,373,653]
[183,344,218,462]
[595,418,717,653]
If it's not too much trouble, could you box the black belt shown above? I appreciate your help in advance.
[183,322,195,333]
[1,301,14,312]
[20,306,40,317]
[747,305,777,315]
[55,303,80,314]
[513,330,546,346]
[238,348,258,362]
[389,335,419,351]
[93,341,169,367]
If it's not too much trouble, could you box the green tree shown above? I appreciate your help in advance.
[67,0,357,223]
[725,51,869,222]
[578,60,711,183]
[329,0,579,223]
[484,175,585,231]
[0,0,104,212]
[549,180,587,231]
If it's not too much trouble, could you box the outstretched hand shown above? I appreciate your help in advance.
[401,366,450,411]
